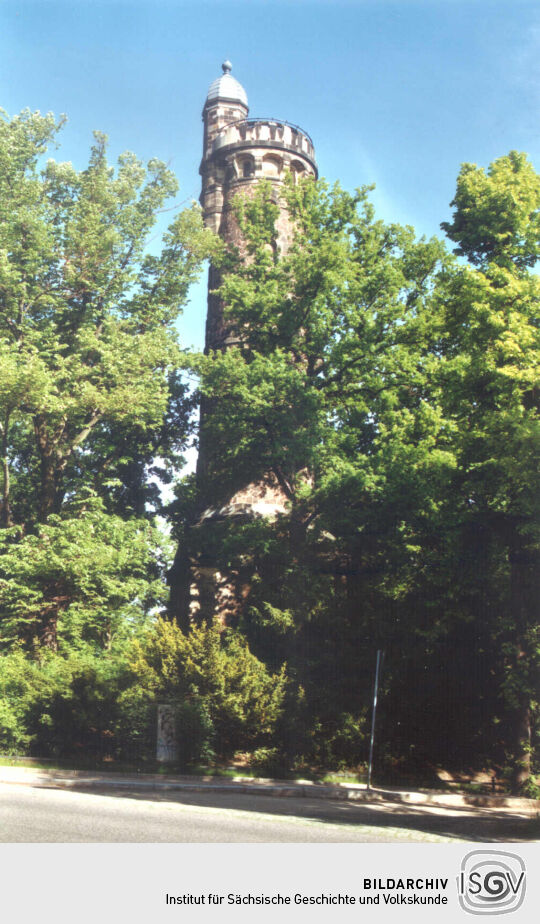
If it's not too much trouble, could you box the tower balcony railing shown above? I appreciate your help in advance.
[212,118,315,161]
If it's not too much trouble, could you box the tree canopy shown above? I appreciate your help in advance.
[183,158,539,788]
[0,109,215,651]
[0,110,216,528]
[1,109,538,792]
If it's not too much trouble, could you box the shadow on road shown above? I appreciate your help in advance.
[33,783,540,843]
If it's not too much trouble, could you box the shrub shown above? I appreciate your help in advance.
[250,747,289,778]
[0,697,31,754]
[126,618,287,759]
[0,646,130,760]
[175,700,215,766]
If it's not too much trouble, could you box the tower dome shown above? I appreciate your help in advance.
[206,61,248,107]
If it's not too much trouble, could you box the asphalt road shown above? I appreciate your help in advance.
[1,783,538,843]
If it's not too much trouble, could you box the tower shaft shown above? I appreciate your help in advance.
[169,63,317,628]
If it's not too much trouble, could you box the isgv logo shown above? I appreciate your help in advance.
[458,851,526,915]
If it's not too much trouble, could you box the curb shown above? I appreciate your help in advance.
[1,767,539,815]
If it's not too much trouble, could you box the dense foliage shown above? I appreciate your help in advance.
[181,160,539,788]
[1,109,538,790]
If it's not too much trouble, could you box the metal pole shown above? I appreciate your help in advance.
[367,649,383,790]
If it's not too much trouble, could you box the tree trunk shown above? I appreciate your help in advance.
[167,542,194,632]
[39,454,58,521]
[511,696,531,793]
[33,416,60,521]
[0,413,13,527]
[40,613,59,652]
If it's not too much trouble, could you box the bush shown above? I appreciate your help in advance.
[314,712,367,769]
[0,619,287,767]
[175,700,215,766]
[126,618,287,759]
[114,687,157,762]
[517,776,540,800]
[250,747,289,778]
[0,646,132,760]
[0,697,31,754]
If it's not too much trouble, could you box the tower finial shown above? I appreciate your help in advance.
[222,60,232,74]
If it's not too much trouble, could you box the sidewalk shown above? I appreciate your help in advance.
[1,765,538,815]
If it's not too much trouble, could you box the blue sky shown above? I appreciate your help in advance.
[2,0,539,349]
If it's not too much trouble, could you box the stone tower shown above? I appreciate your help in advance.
[169,62,317,627]
[200,61,317,353]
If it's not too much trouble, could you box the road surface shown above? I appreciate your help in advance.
[1,783,538,842]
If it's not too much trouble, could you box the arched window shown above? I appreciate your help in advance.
[291,160,306,184]
[241,156,255,178]
[262,154,281,177]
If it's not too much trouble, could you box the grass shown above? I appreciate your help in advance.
[0,755,279,778]
[0,754,363,782]
[2,754,536,798]
[323,773,366,785]
[0,756,61,770]
[0,755,172,774]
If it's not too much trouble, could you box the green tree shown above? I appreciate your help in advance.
[439,151,540,790]
[185,167,539,782]
[185,178,456,766]
[195,178,450,556]
[0,110,215,527]
[0,109,216,656]
[0,495,170,651]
